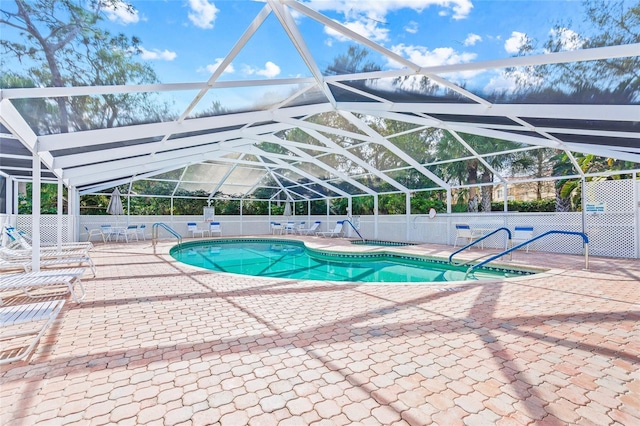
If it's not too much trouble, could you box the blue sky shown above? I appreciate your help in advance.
[101,0,588,86]
[1,0,610,112]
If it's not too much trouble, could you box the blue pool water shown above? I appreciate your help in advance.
[170,239,534,283]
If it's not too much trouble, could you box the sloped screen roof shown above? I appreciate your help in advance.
[1,0,638,201]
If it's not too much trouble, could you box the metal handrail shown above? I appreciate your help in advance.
[465,230,590,278]
[152,222,182,249]
[449,227,512,264]
[342,219,365,241]
[450,252,498,268]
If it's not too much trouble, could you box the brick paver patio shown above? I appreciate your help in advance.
[1,236,638,425]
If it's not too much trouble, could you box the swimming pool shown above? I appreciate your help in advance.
[170,239,536,283]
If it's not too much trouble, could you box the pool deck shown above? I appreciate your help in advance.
[1,236,639,425]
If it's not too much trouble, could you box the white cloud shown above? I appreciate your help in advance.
[504,31,528,54]
[102,3,140,25]
[388,43,476,68]
[308,0,473,44]
[139,47,177,61]
[243,61,281,79]
[199,58,235,75]
[305,0,473,21]
[188,0,219,29]
[404,21,419,34]
[325,18,389,43]
[464,33,482,46]
[548,27,584,51]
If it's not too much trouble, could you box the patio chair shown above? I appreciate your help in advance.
[187,222,208,238]
[510,226,534,253]
[0,268,87,303]
[101,225,119,242]
[0,299,65,365]
[136,224,147,241]
[298,221,321,235]
[284,221,296,234]
[317,221,344,238]
[209,222,222,237]
[121,225,139,243]
[453,224,483,248]
[270,222,283,235]
[295,222,306,234]
[84,226,106,243]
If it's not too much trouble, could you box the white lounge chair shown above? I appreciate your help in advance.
[0,299,65,364]
[5,226,94,251]
[317,221,344,238]
[0,257,30,273]
[0,247,96,277]
[0,268,87,303]
[298,221,321,235]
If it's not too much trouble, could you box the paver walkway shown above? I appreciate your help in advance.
[1,237,638,425]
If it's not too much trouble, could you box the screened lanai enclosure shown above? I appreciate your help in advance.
[1,0,639,258]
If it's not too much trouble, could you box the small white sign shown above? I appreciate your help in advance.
[204,207,215,222]
[585,202,606,213]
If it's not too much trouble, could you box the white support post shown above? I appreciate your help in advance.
[634,172,639,259]
[5,177,14,215]
[347,197,352,237]
[406,192,411,242]
[374,195,379,239]
[12,179,18,215]
[69,186,79,242]
[581,177,587,235]
[503,182,508,212]
[32,153,41,272]
[326,199,330,230]
[447,188,452,214]
[57,178,63,249]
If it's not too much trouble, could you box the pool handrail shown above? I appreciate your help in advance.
[448,227,512,264]
[152,222,182,250]
[342,219,365,241]
[465,230,589,278]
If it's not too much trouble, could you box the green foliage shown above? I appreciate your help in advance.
[379,194,405,215]
[18,183,67,214]
[242,200,269,215]
[310,200,327,215]
[490,199,556,213]
[0,0,171,133]
[410,192,447,214]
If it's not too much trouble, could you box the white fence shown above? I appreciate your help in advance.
[2,180,638,259]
